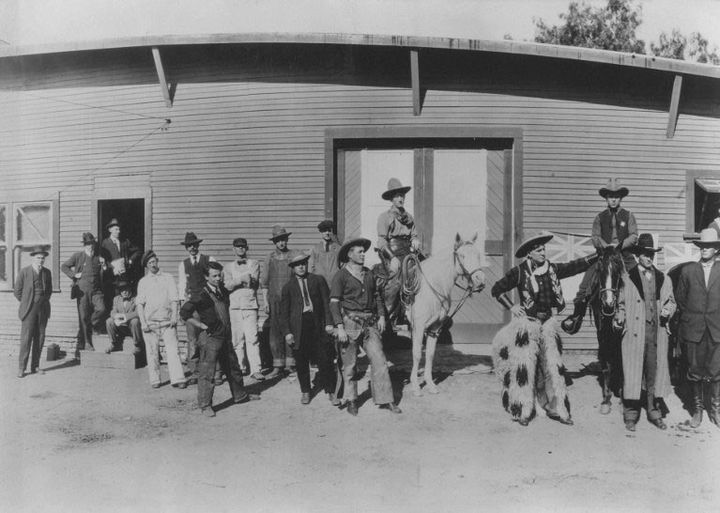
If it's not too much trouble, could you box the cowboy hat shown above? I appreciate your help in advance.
[180,232,203,246]
[269,225,292,242]
[381,178,412,201]
[82,232,97,246]
[629,233,662,254]
[599,178,629,198]
[693,228,720,248]
[288,252,311,267]
[515,231,554,258]
[105,218,121,230]
[29,246,49,257]
[338,238,372,266]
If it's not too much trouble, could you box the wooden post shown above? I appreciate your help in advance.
[666,74,682,138]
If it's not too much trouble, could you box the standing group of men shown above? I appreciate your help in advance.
[491,177,720,431]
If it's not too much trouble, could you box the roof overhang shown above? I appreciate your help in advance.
[0,32,718,80]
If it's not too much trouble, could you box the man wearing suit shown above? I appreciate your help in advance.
[14,246,53,378]
[104,280,144,354]
[279,253,337,405]
[100,218,142,312]
[61,232,109,354]
[675,228,720,429]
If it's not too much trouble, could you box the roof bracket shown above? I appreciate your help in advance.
[151,47,175,108]
[666,74,683,138]
[410,50,426,116]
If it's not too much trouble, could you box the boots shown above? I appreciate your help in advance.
[688,381,704,428]
[708,381,720,428]
[561,299,587,335]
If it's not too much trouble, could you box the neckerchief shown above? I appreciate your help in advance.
[391,207,413,227]
[520,260,564,311]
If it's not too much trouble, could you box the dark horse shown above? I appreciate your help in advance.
[589,246,625,414]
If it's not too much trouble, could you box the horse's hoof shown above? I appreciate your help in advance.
[599,403,611,415]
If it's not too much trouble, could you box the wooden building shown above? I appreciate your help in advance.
[1,33,719,355]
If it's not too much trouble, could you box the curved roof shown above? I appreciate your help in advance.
[0,32,718,79]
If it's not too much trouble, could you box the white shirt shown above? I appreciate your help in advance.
[702,261,714,287]
[137,271,179,322]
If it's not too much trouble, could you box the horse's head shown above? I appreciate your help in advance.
[453,233,486,292]
[597,246,624,316]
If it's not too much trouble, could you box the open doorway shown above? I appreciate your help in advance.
[97,198,145,256]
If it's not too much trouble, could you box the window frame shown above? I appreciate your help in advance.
[0,192,60,291]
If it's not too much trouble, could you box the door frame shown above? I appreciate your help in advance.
[91,186,152,253]
[324,125,523,266]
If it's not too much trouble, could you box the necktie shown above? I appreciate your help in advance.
[301,279,311,308]
[114,239,120,250]
[193,257,197,267]
[324,242,330,252]
[644,270,652,281]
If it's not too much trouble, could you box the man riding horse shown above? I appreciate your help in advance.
[376,178,422,326]
[562,178,639,334]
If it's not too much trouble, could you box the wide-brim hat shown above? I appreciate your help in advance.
[29,245,49,257]
[269,224,292,242]
[141,250,157,268]
[117,280,132,290]
[338,238,372,266]
[629,233,662,254]
[693,228,720,248]
[288,252,311,267]
[82,232,96,245]
[317,219,336,232]
[599,178,629,198]
[515,231,554,258]
[105,218,120,230]
[180,232,203,246]
[381,178,412,201]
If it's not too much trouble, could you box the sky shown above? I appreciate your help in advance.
[0,0,718,51]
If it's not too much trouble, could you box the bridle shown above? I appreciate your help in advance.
[598,256,621,318]
[453,242,485,294]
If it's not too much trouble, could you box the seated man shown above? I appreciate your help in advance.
[376,178,421,325]
[105,280,144,354]
[562,178,638,334]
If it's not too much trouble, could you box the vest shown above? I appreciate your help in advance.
[183,254,210,296]
[32,268,45,302]
[598,208,631,245]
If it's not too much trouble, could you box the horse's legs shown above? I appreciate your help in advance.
[409,313,424,397]
[423,333,439,394]
[599,363,612,414]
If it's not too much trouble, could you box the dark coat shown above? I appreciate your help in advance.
[279,273,332,342]
[675,260,720,343]
[14,265,52,321]
[100,237,141,279]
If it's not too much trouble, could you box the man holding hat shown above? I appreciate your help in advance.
[563,178,639,334]
[14,246,53,378]
[376,178,421,325]
[224,237,263,381]
[104,280,144,355]
[675,228,720,429]
[614,234,676,431]
[181,261,260,417]
[136,251,187,389]
[329,238,401,416]
[177,232,218,385]
[280,252,337,405]
[310,219,342,285]
[62,232,109,353]
[260,225,301,379]
[490,231,596,426]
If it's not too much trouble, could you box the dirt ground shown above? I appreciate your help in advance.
[1,344,719,513]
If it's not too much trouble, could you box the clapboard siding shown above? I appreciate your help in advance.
[1,43,719,351]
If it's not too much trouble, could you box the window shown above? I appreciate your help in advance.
[0,200,57,291]
[693,177,720,232]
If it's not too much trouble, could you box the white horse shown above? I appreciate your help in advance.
[405,233,486,396]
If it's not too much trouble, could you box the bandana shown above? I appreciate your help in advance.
[519,260,564,312]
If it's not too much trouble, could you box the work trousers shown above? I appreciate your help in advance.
[18,301,49,372]
[684,328,720,383]
[105,317,144,349]
[197,331,248,410]
[144,325,186,386]
[338,317,394,404]
[76,289,106,349]
[230,308,261,374]
[293,313,336,394]
[268,297,295,369]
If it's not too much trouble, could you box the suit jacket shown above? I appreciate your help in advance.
[100,237,141,278]
[279,273,332,342]
[61,251,107,292]
[14,265,52,321]
[675,260,720,343]
[109,295,139,322]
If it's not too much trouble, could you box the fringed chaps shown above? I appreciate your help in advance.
[492,317,571,424]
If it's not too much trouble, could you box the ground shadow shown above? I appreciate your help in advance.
[41,359,81,373]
